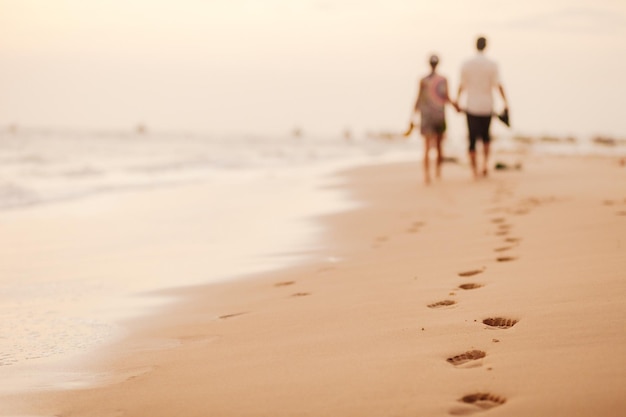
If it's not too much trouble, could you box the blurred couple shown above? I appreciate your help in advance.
[405,36,509,185]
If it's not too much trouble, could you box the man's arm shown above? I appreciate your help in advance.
[455,85,464,112]
[498,84,508,110]
[442,79,459,112]
[455,62,467,112]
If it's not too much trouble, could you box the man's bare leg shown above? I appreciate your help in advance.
[482,142,490,177]
[469,150,479,179]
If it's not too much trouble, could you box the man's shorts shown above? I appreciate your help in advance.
[466,113,492,152]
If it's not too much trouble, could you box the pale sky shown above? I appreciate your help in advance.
[1,0,625,138]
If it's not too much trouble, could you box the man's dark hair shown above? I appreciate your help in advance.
[476,36,487,51]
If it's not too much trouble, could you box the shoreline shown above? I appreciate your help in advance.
[3,153,626,416]
[0,160,360,396]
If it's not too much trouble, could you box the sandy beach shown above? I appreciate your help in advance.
[2,152,626,416]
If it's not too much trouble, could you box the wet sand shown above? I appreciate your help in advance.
[3,153,626,416]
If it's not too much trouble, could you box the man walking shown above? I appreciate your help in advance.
[456,36,509,178]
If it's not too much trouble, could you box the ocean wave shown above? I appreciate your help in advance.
[0,129,623,211]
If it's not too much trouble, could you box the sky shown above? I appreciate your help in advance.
[1,0,626,139]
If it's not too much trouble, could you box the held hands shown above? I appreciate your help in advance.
[450,100,461,113]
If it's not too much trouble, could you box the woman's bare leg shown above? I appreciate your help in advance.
[435,134,443,179]
[423,135,432,185]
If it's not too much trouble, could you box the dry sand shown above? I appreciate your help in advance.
[2,153,626,416]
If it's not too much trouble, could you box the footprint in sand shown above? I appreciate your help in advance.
[291,292,311,297]
[450,393,507,415]
[115,366,156,383]
[459,283,483,290]
[407,221,425,233]
[497,223,512,230]
[482,317,518,329]
[372,235,389,248]
[218,312,249,320]
[427,300,456,309]
[178,334,220,345]
[447,350,486,367]
[458,269,485,277]
[494,246,513,252]
[496,256,517,262]
[274,281,295,287]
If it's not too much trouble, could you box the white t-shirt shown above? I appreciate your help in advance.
[460,53,500,116]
